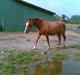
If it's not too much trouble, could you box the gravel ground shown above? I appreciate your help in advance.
[0,31,80,53]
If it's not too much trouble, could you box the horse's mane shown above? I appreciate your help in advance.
[26,18,44,21]
[31,18,43,21]
[31,18,44,23]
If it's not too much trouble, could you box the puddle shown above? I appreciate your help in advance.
[0,52,80,75]
[18,55,80,75]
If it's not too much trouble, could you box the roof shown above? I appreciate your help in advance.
[14,0,55,15]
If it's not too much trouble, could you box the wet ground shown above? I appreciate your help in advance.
[0,50,80,75]
[15,54,80,75]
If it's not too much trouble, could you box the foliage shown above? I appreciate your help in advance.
[70,15,80,24]
[0,50,67,74]
[75,53,80,62]
[53,14,80,24]
[0,25,5,32]
[1,63,16,74]
[1,49,80,75]
[50,51,66,60]
[70,44,80,49]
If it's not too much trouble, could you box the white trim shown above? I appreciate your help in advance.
[24,22,29,32]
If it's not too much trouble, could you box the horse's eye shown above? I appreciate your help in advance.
[28,24,32,29]
[29,23,33,27]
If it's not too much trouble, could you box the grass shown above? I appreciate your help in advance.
[0,50,67,75]
[66,23,80,27]
[0,49,80,75]
[50,51,67,60]
[66,23,80,31]
[75,53,80,62]
[0,51,45,75]
[72,45,80,49]
[68,44,80,49]
[1,63,16,74]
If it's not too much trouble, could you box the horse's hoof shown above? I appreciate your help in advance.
[63,45,66,49]
[33,47,36,50]
[33,46,36,50]
[47,47,50,50]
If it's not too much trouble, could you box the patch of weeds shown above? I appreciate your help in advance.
[75,53,80,62]
[50,51,66,60]
[7,51,38,64]
[1,63,16,75]
[77,71,80,75]
[0,63,3,70]
[0,51,39,75]
[70,44,80,49]
[0,50,67,75]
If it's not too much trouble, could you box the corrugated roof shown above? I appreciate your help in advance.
[14,0,55,15]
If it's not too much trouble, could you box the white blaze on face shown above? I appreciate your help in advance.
[24,22,29,32]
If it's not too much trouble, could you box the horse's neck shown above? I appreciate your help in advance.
[34,20,43,29]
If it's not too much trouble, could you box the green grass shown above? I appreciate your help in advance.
[70,44,80,49]
[50,51,67,60]
[66,23,80,27]
[0,49,80,75]
[0,50,67,75]
[0,51,38,75]
[66,23,80,30]
[75,53,80,62]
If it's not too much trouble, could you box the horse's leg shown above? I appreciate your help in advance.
[57,34,61,45]
[62,34,66,47]
[45,35,50,49]
[62,34,66,41]
[33,34,41,50]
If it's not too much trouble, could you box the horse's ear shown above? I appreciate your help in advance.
[25,18,27,22]
[27,18,29,21]
[29,18,32,20]
[27,18,32,21]
[26,18,31,21]
[32,18,39,21]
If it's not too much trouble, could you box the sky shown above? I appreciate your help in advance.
[22,0,80,17]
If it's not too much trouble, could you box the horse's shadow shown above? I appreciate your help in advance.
[48,44,80,50]
[49,46,66,50]
[33,44,80,51]
[66,44,80,49]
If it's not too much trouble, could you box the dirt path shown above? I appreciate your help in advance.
[0,31,80,53]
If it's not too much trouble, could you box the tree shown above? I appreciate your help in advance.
[61,14,70,23]
[70,15,80,24]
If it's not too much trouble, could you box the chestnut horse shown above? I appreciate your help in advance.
[24,18,66,49]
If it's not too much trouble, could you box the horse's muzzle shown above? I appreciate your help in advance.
[26,30,29,33]
[24,29,29,33]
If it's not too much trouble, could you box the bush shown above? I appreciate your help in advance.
[0,25,4,32]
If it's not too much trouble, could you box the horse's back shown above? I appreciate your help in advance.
[49,21,66,34]
[39,20,66,35]
[55,21,66,34]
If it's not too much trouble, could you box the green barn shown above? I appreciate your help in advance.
[0,0,55,32]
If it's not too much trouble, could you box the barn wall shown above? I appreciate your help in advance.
[0,0,54,32]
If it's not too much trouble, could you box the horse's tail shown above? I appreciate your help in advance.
[62,22,66,41]
[63,22,66,33]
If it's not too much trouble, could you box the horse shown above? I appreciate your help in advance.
[24,18,66,50]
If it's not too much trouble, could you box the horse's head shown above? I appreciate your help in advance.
[24,18,43,33]
[24,18,33,33]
